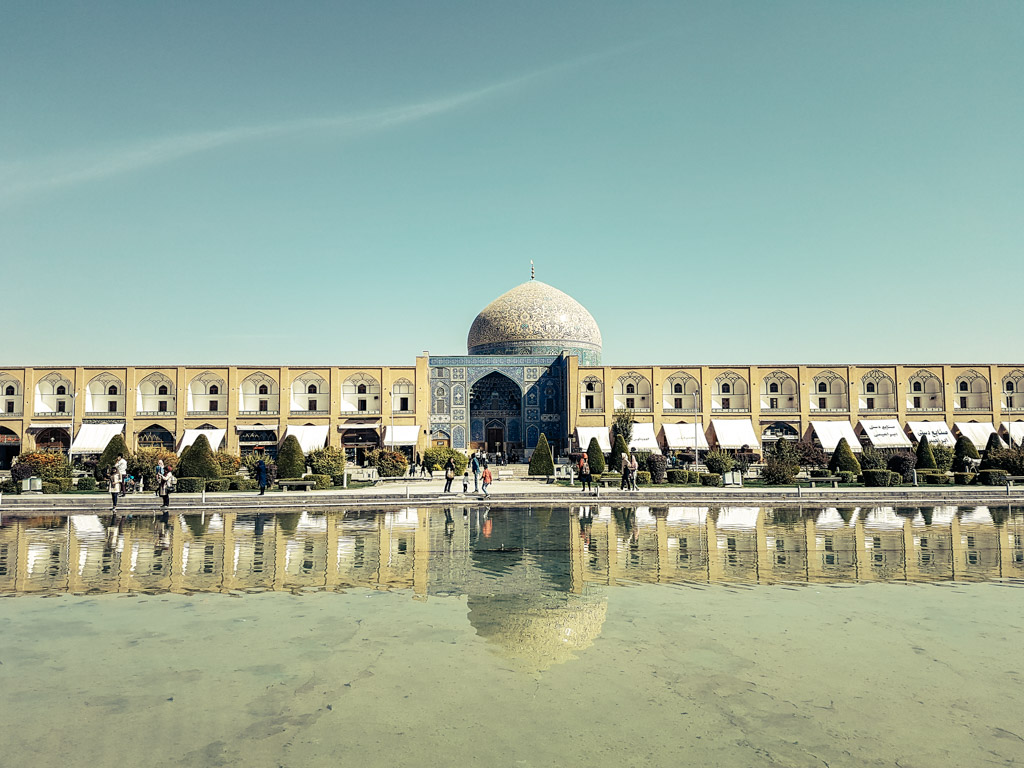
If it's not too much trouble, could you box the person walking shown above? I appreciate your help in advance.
[471,451,481,492]
[107,469,121,511]
[629,450,640,491]
[481,463,493,497]
[443,457,456,493]
[579,457,592,493]
[423,457,432,479]
[620,452,631,490]
[256,458,268,495]
[157,467,175,508]
[115,454,128,497]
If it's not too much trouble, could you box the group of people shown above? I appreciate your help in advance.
[104,454,176,510]
[573,448,641,493]
[444,451,492,497]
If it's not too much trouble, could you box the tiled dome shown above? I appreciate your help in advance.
[467,280,602,364]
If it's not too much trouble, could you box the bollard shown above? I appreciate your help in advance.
[343,472,348,489]
[406,484,410,499]
[596,483,600,498]
[797,485,802,498]
[202,488,206,504]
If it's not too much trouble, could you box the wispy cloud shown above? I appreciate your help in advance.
[1,45,639,205]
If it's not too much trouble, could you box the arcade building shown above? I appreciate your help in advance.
[0,277,1022,469]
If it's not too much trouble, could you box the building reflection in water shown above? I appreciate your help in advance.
[1,506,1022,669]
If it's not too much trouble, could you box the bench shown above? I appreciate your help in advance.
[597,477,621,488]
[278,479,316,492]
[1006,476,1024,487]
[808,476,841,488]
[497,470,515,479]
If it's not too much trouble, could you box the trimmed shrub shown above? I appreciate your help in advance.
[667,469,687,484]
[97,433,131,478]
[0,479,19,494]
[50,477,72,492]
[178,435,221,480]
[308,446,346,478]
[205,479,230,492]
[423,446,468,475]
[954,472,976,485]
[887,451,917,484]
[368,449,408,477]
[308,473,332,490]
[130,448,178,488]
[915,436,937,470]
[646,454,668,484]
[174,477,205,493]
[13,451,73,482]
[276,435,306,478]
[924,473,952,485]
[810,468,829,478]
[762,457,797,485]
[609,433,628,476]
[978,468,1009,486]
[41,482,59,494]
[953,436,980,471]
[931,444,954,473]
[586,437,606,476]
[228,478,258,491]
[703,450,734,476]
[213,451,241,477]
[859,446,887,471]
[331,473,346,487]
[635,471,651,485]
[529,433,555,476]
[838,471,857,484]
[700,472,722,487]
[864,469,901,487]
[829,438,861,474]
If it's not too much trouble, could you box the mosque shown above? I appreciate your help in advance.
[0,274,1022,468]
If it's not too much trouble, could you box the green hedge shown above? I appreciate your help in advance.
[810,469,829,478]
[229,478,259,491]
[635,471,651,485]
[308,473,332,490]
[838,471,857,484]
[423,446,468,475]
[863,469,902,487]
[667,469,688,484]
[954,472,976,485]
[700,473,722,487]
[76,476,98,491]
[175,477,206,493]
[41,481,59,494]
[331,473,347,487]
[0,479,19,494]
[978,469,1009,486]
[924,473,952,485]
[205,479,230,492]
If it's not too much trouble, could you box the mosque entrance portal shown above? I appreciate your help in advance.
[470,372,522,456]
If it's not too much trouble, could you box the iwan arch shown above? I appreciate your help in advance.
[1,277,1022,469]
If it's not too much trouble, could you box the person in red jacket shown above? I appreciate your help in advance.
[481,464,493,497]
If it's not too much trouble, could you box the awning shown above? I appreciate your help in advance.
[28,422,72,430]
[856,419,911,449]
[70,423,124,454]
[811,420,862,453]
[177,428,226,454]
[283,424,329,453]
[628,423,661,453]
[954,422,1003,451]
[383,425,422,447]
[709,418,760,450]
[234,423,278,433]
[906,421,956,447]
[661,423,710,451]
[337,420,380,431]
[575,426,611,453]
[1001,421,1024,446]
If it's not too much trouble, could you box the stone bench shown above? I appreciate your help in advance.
[1005,476,1024,487]
[497,470,515,479]
[278,479,316,492]
[808,476,841,488]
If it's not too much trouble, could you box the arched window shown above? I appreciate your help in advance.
[107,385,118,395]
[307,384,317,394]
[818,382,827,393]
[959,381,968,392]
[209,385,219,395]
[158,385,168,395]
[721,383,731,394]
[1008,382,1016,393]
[626,383,635,394]
[769,382,779,393]
[258,384,269,395]
[866,383,875,393]
[673,383,682,394]
[4,385,13,396]
[357,384,367,395]
[586,382,595,392]
[56,385,66,395]
[913,382,922,392]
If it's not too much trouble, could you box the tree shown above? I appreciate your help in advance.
[177,435,221,479]
[529,433,555,476]
[794,440,827,469]
[980,432,1006,470]
[931,444,954,473]
[611,411,634,448]
[886,451,916,483]
[276,434,306,478]
[129,447,178,488]
[829,438,861,474]
[609,433,628,475]
[915,435,937,470]
[953,435,980,471]
[97,433,131,477]
[586,437,605,476]
[859,445,887,470]
[368,448,407,477]
[307,446,346,477]
[703,449,734,476]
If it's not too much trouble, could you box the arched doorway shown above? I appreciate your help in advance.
[34,427,70,453]
[138,425,176,452]
[0,426,20,469]
[470,372,522,456]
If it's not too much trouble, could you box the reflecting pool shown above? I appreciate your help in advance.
[2,506,1024,766]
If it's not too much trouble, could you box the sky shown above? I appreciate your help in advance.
[2,2,1022,367]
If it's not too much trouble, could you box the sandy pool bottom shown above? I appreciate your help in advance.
[2,581,1023,767]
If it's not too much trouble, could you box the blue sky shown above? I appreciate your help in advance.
[2,2,1022,366]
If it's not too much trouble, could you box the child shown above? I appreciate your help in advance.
[462,471,469,494]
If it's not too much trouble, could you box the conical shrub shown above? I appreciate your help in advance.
[829,437,861,474]
[529,433,555,476]
[178,435,221,479]
[276,434,306,478]
[97,433,130,477]
[609,433,628,475]
[915,435,937,470]
[586,437,606,476]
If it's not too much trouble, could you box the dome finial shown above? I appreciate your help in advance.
[530,260,535,280]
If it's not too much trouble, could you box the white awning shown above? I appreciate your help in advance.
[575,426,611,453]
[283,424,329,453]
[1001,421,1024,446]
[384,425,421,447]
[337,421,380,431]
[234,423,278,433]
[857,419,911,449]
[906,421,956,447]
[628,423,661,453]
[953,422,1002,451]
[709,418,760,450]
[811,420,862,453]
[28,422,72,430]
[177,428,226,454]
[661,423,710,451]
[70,423,124,454]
